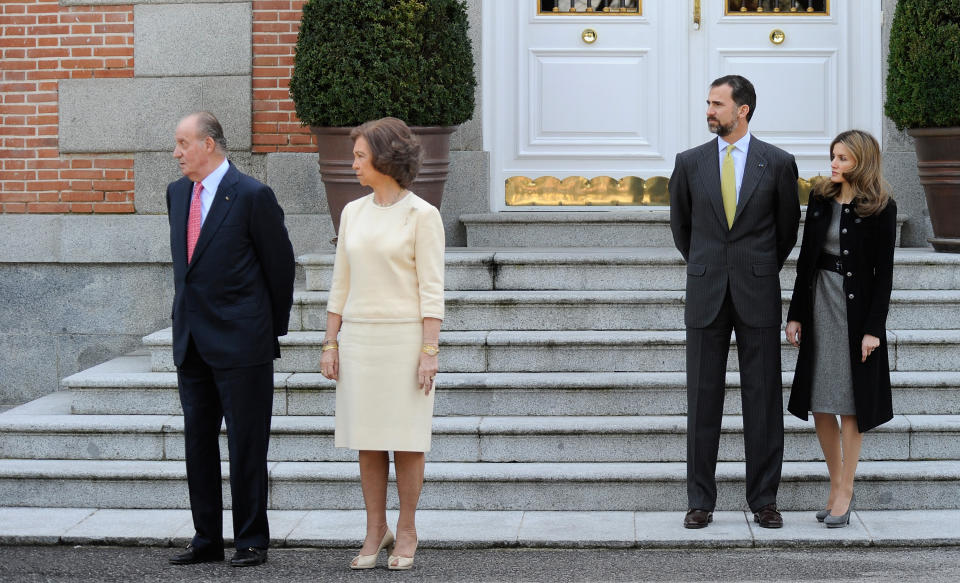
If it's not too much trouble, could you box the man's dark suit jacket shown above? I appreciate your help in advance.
[670,136,801,328]
[166,162,295,367]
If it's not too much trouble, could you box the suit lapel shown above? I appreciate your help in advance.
[695,141,728,229]
[734,136,768,226]
[186,163,238,272]
[171,179,192,267]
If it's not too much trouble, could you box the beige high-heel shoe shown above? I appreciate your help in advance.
[350,529,394,570]
[388,539,417,571]
[387,553,415,571]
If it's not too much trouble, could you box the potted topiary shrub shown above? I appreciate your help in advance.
[885,0,960,252]
[289,0,476,235]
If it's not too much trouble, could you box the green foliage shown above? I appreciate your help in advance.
[289,0,476,128]
[885,0,960,130]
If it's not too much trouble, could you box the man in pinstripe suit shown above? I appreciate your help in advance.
[669,75,800,529]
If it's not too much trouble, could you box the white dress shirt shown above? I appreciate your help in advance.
[717,133,751,202]
[194,158,230,225]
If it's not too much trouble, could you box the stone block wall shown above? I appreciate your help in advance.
[0,0,136,214]
[0,0,314,215]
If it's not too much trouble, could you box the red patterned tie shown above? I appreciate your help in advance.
[186,182,203,263]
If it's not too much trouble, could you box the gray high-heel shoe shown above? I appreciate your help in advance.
[824,493,854,528]
[815,508,831,522]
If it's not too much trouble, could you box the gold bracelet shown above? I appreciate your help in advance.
[321,341,338,352]
[421,344,439,356]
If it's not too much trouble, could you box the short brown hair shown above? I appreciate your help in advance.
[350,117,423,188]
[710,75,756,122]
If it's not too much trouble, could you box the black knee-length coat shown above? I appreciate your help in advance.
[786,195,897,432]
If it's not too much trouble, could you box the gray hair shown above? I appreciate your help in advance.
[192,111,228,153]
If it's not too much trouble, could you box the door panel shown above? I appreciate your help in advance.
[717,50,836,137]
[483,0,881,210]
[529,50,651,153]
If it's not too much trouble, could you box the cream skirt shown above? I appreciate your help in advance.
[334,321,435,452]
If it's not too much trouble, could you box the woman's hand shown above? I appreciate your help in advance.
[861,333,880,362]
[785,321,802,348]
[320,348,339,381]
[418,352,438,395]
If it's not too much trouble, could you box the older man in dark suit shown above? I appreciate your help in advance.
[166,112,295,567]
[670,75,800,529]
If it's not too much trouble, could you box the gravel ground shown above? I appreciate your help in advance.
[3,545,960,582]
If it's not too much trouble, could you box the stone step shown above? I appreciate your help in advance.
[299,247,960,292]
[6,507,960,548]
[458,211,907,249]
[1,458,956,511]
[289,289,960,332]
[64,355,960,417]
[142,329,960,374]
[461,211,679,248]
[3,411,958,464]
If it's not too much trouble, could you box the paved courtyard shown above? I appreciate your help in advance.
[4,545,960,582]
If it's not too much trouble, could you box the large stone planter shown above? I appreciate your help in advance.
[909,127,960,253]
[309,125,456,238]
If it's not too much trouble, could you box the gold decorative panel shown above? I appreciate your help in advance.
[505,175,826,206]
[725,1,828,15]
[538,1,641,15]
[506,176,666,206]
[798,175,827,205]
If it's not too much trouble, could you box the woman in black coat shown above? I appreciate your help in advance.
[785,130,896,528]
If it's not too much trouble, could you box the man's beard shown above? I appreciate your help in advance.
[708,117,737,137]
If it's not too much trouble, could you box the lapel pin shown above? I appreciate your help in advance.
[225,196,230,201]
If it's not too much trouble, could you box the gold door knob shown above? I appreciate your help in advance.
[770,29,786,45]
[581,28,597,44]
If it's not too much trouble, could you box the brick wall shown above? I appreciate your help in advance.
[0,0,134,214]
[1,0,315,214]
[252,0,315,154]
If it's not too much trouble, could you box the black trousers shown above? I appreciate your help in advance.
[685,291,784,512]
[177,337,274,550]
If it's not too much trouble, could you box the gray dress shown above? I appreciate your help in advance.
[809,200,856,415]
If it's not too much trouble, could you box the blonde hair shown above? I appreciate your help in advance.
[813,129,890,217]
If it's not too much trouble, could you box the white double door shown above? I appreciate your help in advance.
[483,0,883,210]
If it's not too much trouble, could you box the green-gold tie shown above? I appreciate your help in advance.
[721,144,737,229]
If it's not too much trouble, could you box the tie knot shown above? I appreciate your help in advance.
[725,144,736,156]
[193,182,203,197]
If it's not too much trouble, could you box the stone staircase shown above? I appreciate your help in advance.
[3,210,960,515]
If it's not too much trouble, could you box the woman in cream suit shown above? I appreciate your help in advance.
[320,117,445,570]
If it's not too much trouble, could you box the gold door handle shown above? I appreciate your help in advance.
[693,0,701,30]
[581,28,597,44]
[770,29,786,45]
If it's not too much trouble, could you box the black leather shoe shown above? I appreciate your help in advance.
[230,547,268,567]
[169,544,224,565]
[753,503,784,529]
[683,509,713,529]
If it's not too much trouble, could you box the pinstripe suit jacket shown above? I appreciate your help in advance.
[669,136,800,328]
